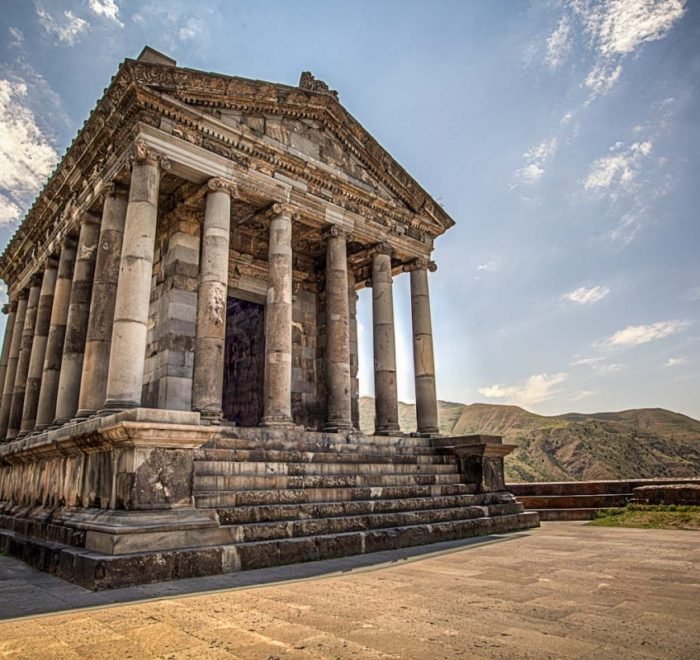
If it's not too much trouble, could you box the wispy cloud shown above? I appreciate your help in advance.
[88,0,123,27]
[585,141,652,193]
[515,138,557,185]
[665,357,685,367]
[572,356,605,366]
[36,6,89,45]
[8,27,24,48]
[545,17,572,69]
[570,390,594,402]
[0,77,59,225]
[602,320,690,348]
[479,372,568,407]
[563,285,610,304]
[476,259,499,273]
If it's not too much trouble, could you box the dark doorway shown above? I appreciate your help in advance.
[223,297,266,426]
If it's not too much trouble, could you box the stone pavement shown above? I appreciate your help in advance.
[0,522,698,658]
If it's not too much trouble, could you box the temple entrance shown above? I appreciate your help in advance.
[223,296,266,426]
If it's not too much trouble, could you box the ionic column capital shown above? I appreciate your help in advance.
[102,181,129,201]
[322,224,352,242]
[29,272,43,287]
[2,303,15,315]
[129,139,171,171]
[207,177,238,198]
[368,241,394,259]
[266,202,299,221]
[403,257,437,273]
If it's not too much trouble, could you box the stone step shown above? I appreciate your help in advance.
[224,502,526,543]
[518,494,631,509]
[195,448,455,466]
[230,511,540,572]
[208,437,440,456]
[193,460,459,478]
[194,472,466,492]
[194,482,477,508]
[214,493,511,524]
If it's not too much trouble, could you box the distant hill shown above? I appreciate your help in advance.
[358,397,700,483]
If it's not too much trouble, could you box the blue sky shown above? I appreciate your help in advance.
[0,0,698,419]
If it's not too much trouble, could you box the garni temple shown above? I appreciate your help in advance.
[0,48,538,589]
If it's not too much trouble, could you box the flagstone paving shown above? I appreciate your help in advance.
[0,522,698,659]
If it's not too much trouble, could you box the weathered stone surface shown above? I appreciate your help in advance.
[0,295,26,439]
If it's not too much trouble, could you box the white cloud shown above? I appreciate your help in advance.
[609,211,644,246]
[479,372,568,407]
[0,78,59,225]
[665,357,685,367]
[476,259,499,273]
[563,285,610,304]
[36,7,89,45]
[602,320,690,348]
[594,362,623,374]
[8,27,24,48]
[178,17,205,42]
[570,390,594,401]
[583,62,622,96]
[88,0,123,27]
[576,0,686,57]
[572,356,605,366]
[545,17,572,69]
[515,138,557,185]
[585,141,653,192]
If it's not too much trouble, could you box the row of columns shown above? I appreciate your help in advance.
[0,140,439,439]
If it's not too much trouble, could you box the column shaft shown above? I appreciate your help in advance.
[35,237,78,430]
[348,269,360,430]
[324,228,352,431]
[262,206,293,426]
[54,215,100,424]
[372,248,400,435]
[76,187,128,417]
[104,150,165,409]
[0,298,24,439]
[19,259,58,435]
[410,263,439,434]
[7,279,42,439]
[0,305,17,410]
[192,180,233,422]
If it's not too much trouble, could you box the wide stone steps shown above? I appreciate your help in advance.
[228,511,538,572]
[215,492,504,525]
[207,437,439,456]
[219,502,525,544]
[195,482,477,508]
[194,460,458,477]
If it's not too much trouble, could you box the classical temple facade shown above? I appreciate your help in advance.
[0,48,537,588]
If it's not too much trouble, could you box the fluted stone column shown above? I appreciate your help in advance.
[76,184,128,418]
[192,178,236,423]
[19,258,58,436]
[104,141,169,410]
[262,203,294,427]
[53,214,100,425]
[0,299,22,439]
[7,276,42,439]
[408,258,439,435]
[0,304,17,408]
[371,244,400,435]
[323,226,352,431]
[348,269,360,430]
[35,235,78,430]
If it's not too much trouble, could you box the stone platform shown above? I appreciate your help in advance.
[0,412,537,589]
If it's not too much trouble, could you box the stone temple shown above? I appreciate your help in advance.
[0,48,538,589]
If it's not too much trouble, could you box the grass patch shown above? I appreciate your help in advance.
[587,504,700,531]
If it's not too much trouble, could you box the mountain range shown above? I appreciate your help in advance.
[358,397,700,482]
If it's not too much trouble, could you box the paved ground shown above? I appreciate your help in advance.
[0,522,698,659]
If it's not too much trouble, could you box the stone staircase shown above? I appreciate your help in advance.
[190,428,538,571]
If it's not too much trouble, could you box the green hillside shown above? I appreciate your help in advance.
[359,397,700,483]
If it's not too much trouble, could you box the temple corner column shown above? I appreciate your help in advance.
[407,258,439,436]
[0,298,21,440]
[192,177,236,424]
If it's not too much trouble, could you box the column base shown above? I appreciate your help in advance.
[374,427,403,436]
[261,415,295,428]
[323,422,355,433]
[412,428,440,437]
[73,408,97,421]
[101,399,138,414]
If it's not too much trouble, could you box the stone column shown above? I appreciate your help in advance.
[35,235,78,430]
[0,303,17,408]
[192,178,236,423]
[371,244,400,435]
[323,226,353,431]
[7,276,42,439]
[75,184,128,418]
[19,258,58,436]
[0,299,21,439]
[262,203,294,427]
[104,141,169,410]
[53,214,100,425]
[408,258,439,435]
[348,269,360,430]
